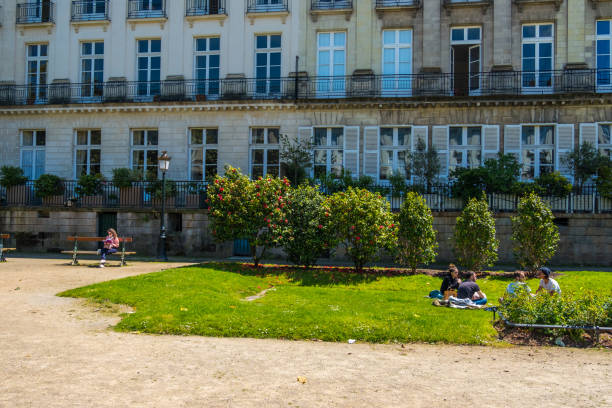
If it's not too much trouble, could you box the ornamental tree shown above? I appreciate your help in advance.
[397,192,438,273]
[282,184,334,267]
[206,166,290,267]
[326,187,397,273]
[511,192,560,276]
[453,195,499,272]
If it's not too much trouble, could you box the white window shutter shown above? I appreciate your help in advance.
[344,126,360,178]
[556,124,574,181]
[432,126,448,178]
[363,126,379,180]
[579,123,598,149]
[503,125,522,162]
[482,125,500,162]
[412,126,428,150]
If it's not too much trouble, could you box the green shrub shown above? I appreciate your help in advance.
[282,184,334,267]
[561,142,603,191]
[450,154,521,200]
[111,168,141,188]
[319,170,375,194]
[327,187,397,272]
[596,161,612,199]
[207,166,291,267]
[75,173,105,197]
[34,174,64,198]
[453,195,498,272]
[450,166,489,201]
[535,171,572,197]
[510,181,543,196]
[396,192,437,273]
[388,171,408,198]
[499,291,612,327]
[511,193,559,275]
[145,179,177,200]
[0,166,28,188]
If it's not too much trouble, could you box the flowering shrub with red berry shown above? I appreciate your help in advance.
[281,184,334,267]
[207,166,290,267]
[326,187,397,272]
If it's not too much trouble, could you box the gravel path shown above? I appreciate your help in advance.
[0,256,610,408]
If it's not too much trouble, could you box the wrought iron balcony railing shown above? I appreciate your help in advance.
[185,0,226,16]
[375,0,420,7]
[1,70,611,106]
[0,181,607,214]
[247,0,289,13]
[311,0,353,10]
[127,0,166,19]
[16,1,56,24]
[71,0,110,21]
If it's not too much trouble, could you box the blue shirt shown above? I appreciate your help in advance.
[506,281,531,296]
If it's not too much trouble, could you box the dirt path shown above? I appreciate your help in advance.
[0,256,610,408]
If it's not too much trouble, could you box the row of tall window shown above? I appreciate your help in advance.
[19,124,612,182]
[22,21,612,101]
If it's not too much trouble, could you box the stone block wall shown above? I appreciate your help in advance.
[0,208,610,267]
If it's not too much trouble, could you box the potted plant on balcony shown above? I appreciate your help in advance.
[112,168,143,207]
[0,166,30,206]
[75,173,105,207]
[147,178,177,208]
[34,174,65,206]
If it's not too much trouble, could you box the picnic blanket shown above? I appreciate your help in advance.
[432,296,485,309]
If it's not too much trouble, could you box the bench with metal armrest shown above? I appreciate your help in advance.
[61,236,135,266]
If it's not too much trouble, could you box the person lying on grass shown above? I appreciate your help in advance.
[429,264,462,299]
[456,272,487,305]
[535,267,561,295]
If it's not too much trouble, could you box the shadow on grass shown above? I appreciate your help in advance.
[202,261,384,287]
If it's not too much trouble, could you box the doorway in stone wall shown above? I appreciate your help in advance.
[97,212,117,249]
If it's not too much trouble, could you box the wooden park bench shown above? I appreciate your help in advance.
[0,234,16,262]
[62,236,135,267]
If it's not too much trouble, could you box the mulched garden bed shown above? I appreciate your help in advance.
[494,320,612,348]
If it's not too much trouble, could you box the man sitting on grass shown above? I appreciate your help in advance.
[457,272,487,305]
[535,267,561,295]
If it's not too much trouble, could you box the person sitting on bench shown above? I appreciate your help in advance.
[457,272,487,305]
[99,228,119,268]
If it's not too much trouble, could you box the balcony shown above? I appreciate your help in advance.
[513,0,563,12]
[0,70,609,107]
[442,0,491,15]
[185,0,226,26]
[247,0,289,13]
[16,1,55,25]
[71,1,110,21]
[127,0,166,19]
[375,0,420,8]
[310,0,353,21]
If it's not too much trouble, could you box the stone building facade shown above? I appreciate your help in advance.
[0,1,611,261]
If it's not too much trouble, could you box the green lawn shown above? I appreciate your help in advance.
[58,263,612,345]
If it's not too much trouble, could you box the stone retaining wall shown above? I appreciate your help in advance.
[0,208,610,266]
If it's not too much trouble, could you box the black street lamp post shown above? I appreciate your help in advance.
[157,151,171,261]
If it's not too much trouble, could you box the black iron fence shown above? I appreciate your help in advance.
[2,70,611,106]
[1,181,610,214]
[16,1,55,24]
[71,0,109,21]
[311,0,353,10]
[375,0,420,7]
[127,0,166,19]
[247,0,288,13]
[185,0,226,16]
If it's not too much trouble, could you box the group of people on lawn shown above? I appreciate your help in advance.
[431,264,561,307]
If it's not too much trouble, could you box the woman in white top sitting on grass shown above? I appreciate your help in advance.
[535,267,561,295]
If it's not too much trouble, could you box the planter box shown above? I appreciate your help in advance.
[80,195,103,207]
[6,185,31,205]
[42,195,64,206]
[119,187,143,207]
